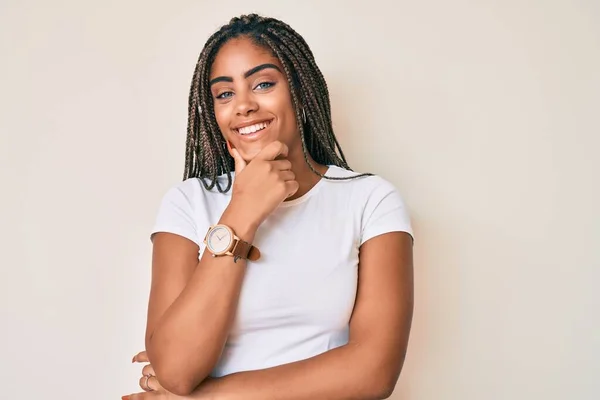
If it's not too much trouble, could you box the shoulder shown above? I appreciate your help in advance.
[154,175,234,225]
[324,165,402,197]
[157,178,203,210]
[160,174,234,202]
[166,177,203,196]
[151,175,233,246]
[323,165,413,241]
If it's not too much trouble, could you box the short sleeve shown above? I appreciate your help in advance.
[150,185,200,247]
[360,179,414,246]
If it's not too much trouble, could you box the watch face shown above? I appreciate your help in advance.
[207,225,233,254]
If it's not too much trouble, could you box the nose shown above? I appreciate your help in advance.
[234,90,258,116]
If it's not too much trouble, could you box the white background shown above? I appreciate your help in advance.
[1,0,599,399]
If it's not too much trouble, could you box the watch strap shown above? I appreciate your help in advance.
[231,238,261,262]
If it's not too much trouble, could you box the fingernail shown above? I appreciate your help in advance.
[131,355,135,363]
[122,396,130,400]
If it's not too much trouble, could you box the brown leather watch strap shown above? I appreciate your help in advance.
[231,238,261,262]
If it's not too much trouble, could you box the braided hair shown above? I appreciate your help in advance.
[184,13,372,192]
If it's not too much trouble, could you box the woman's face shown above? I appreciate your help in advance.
[209,36,300,162]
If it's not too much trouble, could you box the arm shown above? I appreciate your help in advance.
[188,231,414,400]
[145,141,296,396]
[146,207,256,396]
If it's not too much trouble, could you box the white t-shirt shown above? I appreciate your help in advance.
[151,165,413,377]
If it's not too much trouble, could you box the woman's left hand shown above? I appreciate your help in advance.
[124,350,218,400]
[122,351,174,400]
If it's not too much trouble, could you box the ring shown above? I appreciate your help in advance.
[144,374,155,391]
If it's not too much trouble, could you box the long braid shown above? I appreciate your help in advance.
[183,14,373,190]
[259,34,343,180]
[266,23,341,167]
[264,25,339,167]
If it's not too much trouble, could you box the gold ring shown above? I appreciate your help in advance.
[144,374,155,391]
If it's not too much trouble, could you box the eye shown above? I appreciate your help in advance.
[255,81,275,91]
[216,91,233,99]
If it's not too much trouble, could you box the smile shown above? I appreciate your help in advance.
[234,120,273,136]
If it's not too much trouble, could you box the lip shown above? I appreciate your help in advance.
[232,118,274,131]
[233,119,273,141]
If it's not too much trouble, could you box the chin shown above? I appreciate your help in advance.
[239,147,262,162]
[237,135,282,161]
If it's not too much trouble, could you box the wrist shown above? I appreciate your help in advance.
[219,205,259,243]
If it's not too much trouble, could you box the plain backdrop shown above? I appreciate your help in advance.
[1,0,599,399]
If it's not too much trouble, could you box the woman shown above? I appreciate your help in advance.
[123,14,414,400]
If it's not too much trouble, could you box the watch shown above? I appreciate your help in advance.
[203,224,261,262]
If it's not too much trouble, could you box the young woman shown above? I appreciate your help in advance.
[123,14,414,400]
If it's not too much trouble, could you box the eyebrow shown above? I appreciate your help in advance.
[209,63,282,86]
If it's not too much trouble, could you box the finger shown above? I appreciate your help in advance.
[132,351,149,363]
[123,392,150,400]
[125,392,159,400]
[225,140,236,160]
[231,148,247,173]
[285,180,300,198]
[227,140,247,173]
[149,375,163,391]
[142,364,156,377]
[271,159,292,171]
[278,170,296,182]
[139,374,162,392]
[255,141,288,161]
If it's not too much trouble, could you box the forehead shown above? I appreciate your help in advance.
[209,37,283,78]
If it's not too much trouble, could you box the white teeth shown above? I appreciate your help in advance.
[237,121,269,135]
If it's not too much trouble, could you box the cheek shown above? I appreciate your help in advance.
[213,106,231,137]
[264,95,297,130]
[280,105,298,134]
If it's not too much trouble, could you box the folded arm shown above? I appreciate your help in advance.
[146,209,256,396]
[188,231,414,400]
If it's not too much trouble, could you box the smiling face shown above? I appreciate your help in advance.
[209,36,301,161]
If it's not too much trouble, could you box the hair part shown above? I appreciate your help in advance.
[184,14,371,192]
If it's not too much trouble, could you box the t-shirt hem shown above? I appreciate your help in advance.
[150,226,200,247]
[360,227,414,246]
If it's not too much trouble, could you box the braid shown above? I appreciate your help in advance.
[183,14,372,190]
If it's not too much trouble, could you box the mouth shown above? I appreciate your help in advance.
[234,119,273,136]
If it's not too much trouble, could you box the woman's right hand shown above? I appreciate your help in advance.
[224,140,299,232]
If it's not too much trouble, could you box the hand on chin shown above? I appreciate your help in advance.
[232,140,278,164]
[237,146,262,163]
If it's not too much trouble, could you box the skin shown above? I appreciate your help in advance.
[123,36,414,400]
[210,37,328,200]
